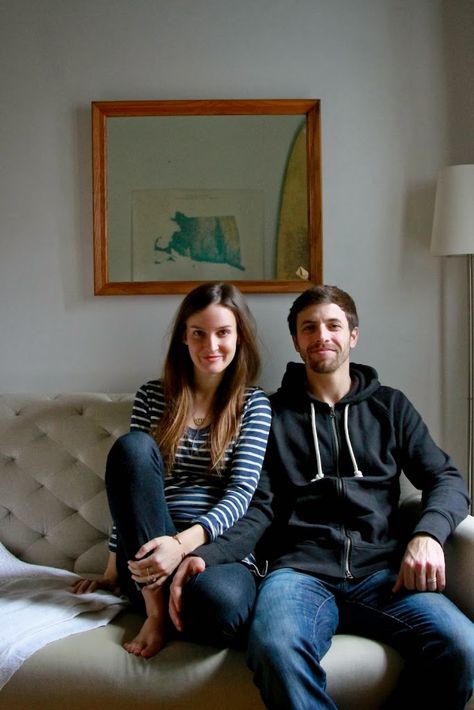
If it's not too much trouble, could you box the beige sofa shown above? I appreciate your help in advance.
[0,393,473,710]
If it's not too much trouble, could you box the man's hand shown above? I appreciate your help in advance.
[168,556,206,632]
[392,533,446,593]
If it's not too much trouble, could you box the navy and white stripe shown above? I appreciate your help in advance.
[110,380,271,548]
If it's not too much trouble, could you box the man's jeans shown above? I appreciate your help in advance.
[105,431,257,647]
[248,567,474,710]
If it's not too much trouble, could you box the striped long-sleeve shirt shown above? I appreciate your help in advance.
[109,380,271,549]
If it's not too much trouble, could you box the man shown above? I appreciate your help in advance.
[246,284,474,709]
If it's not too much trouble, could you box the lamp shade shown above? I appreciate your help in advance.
[430,164,474,256]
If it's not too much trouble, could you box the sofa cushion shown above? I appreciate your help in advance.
[0,612,402,710]
[0,394,132,574]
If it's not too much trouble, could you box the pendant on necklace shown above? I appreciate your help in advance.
[193,416,205,427]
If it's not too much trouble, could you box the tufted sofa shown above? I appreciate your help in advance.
[0,393,473,710]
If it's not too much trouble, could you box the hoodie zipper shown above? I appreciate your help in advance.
[330,406,354,579]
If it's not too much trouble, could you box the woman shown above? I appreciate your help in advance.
[74,282,271,658]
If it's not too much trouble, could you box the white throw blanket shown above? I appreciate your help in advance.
[0,543,127,689]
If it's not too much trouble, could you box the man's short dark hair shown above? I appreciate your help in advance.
[288,285,359,335]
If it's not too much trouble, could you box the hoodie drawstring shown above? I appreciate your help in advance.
[310,404,324,481]
[343,405,363,477]
[310,403,363,481]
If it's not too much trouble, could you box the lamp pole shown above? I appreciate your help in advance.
[469,254,474,503]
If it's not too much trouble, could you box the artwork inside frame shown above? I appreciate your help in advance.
[131,189,265,281]
[92,99,322,295]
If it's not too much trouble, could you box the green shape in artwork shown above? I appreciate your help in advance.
[154,211,245,271]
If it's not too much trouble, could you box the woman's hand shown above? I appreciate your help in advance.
[72,551,119,595]
[72,575,119,595]
[128,535,185,588]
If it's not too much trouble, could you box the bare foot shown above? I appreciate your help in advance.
[124,615,166,658]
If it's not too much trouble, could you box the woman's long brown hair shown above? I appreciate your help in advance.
[153,282,261,473]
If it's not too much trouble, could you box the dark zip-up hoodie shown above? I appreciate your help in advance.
[263,361,470,579]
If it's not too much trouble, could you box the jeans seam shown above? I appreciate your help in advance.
[312,594,336,656]
[345,598,418,634]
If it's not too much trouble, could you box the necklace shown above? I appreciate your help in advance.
[193,415,206,427]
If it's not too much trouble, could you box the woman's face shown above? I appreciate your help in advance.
[183,304,238,379]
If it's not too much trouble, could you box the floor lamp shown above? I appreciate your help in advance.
[430,164,474,510]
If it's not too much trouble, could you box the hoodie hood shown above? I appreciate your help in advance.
[276,361,380,408]
[274,362,381,481]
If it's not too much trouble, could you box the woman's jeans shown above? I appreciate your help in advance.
[248,567,474,710]
[105,431,257,647]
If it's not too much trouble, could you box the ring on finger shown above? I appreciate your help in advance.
[427,577,436,583]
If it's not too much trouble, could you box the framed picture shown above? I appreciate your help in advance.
[92,99,322,294]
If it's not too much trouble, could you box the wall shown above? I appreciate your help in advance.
[0,0,473,470]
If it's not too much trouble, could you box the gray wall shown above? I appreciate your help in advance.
[0,0,473,472]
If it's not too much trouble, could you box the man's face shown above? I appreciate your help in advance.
[292,302,359,375]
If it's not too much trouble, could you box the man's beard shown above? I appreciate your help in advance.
[305,347,350,374]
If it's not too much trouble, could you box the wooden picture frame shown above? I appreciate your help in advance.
[92,99,322,294]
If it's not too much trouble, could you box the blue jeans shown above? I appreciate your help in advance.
[105,431,257,647]
[247,567,474,710]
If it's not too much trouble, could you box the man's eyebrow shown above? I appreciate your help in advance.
[300,317,343,326]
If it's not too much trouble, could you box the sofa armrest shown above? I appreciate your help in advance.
[444,514,474,619]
